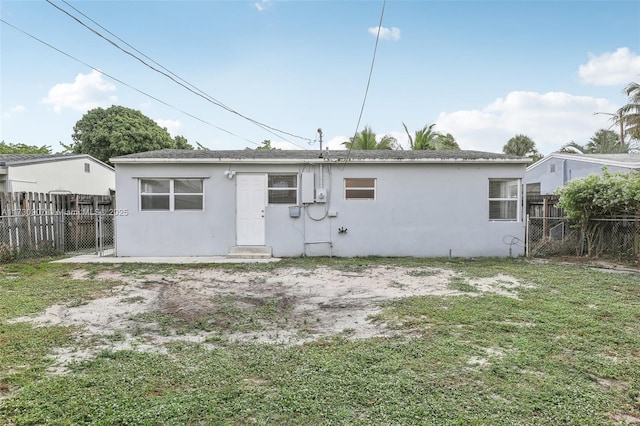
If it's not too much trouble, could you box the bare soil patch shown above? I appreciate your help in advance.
[10,265,530,373]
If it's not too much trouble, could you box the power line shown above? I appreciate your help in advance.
[344,0,387,164]
[46,0,311,149]
[0,18,260,147]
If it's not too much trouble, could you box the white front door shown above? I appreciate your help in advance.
[236,173,266,245]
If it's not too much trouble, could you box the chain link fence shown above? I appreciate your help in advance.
[0,212,114,263]
[527,216,640,261]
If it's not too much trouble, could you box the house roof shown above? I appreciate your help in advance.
[526,153,640,171]
[111,149,531,165]
[0,154,115,170]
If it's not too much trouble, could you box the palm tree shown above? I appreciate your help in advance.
[402,123,460,150]
[343,126,398,150]
[503,134,541,160]
[558,141,588,154]
[559,129,629,154]
[617,82,640,141]
[402,123,438,150]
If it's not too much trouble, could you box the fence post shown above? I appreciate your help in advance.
[525,214,530,257]
[61,212,66,252]
[635,216,639,260]
[54,212,62,252]
[94,213,99,254]
[98,213,104,257]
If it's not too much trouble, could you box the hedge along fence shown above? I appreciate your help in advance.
[527,216,640,261]
[555,168,640,258]
[0,191,114,262]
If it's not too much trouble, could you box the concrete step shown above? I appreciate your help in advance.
[227,246,273,259]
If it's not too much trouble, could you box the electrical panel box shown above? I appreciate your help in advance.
[315,188,327,203]
[301,172,315,204]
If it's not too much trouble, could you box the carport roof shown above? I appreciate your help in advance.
[111,149,531,164]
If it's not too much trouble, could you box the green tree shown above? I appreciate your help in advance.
[560,129,629,154]
[63,105,192,165]
[617,82,640,141]
[434,133,460,150]
[343,126,398,150]
[0,141,51,154]
[245,140,279,150]
[256,140,278,150]
[556,168,640,255]
[402,123,437,150]
[402,123,460,150]
[173,135,193,150]
[503,134,541,160]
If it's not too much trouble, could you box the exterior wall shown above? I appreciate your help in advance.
[115,161,526,258]
[524,156,632,195]
[7,158,115,195]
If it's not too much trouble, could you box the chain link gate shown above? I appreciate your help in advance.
[0,212,114,262]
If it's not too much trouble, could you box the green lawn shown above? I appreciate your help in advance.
[0,258,639,425]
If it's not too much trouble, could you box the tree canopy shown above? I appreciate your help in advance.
[557,168,640,220]
[64,105,193,165]
[0,141,51,154]
[556,168,640,255]
[343,126,398,150]
[560,129,630,154]
[433,133,460,150]
[255,140,279,150]
[618,81,640,141]
[402,123,460,150]
[503,134,541,161]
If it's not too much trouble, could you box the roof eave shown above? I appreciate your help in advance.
[526,153,640,171]
[4,154,115,171]
[112,157,531,165]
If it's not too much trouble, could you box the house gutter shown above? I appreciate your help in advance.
[111,158,532,165]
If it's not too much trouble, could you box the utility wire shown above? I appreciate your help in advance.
[47,0,311,149]
[344,0,387,164]
[0,19,260,147]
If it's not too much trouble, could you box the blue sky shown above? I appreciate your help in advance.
[1,0,639,155]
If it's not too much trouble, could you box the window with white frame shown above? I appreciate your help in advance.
[268,174,297,204]
[140,178,203,211]
[489,179,520,221]
[345,178,376,200]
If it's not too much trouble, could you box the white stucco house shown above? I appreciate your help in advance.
[0,154,115,195]
[111,149,531,258]
[524,153,640,195]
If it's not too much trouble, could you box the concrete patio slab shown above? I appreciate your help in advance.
[52,250,281,264]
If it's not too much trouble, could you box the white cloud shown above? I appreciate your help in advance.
[325,135,348,150]
[42,70,117,112]
[578,47,640,86]
[435,91,618,155]
[254,0,271,12]
[1,104,26,120]
[155,119,182,136]
[368,26,400,41]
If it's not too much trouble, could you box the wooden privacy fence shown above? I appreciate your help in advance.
[0,192,115,262]
[0,191,113,216]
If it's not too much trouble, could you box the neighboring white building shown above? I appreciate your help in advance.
[0,154,115,195]
[112,149,530,258]
[524,153,640,195]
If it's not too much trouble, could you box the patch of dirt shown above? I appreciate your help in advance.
[530,256,640,274]
[9,265,531,373]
